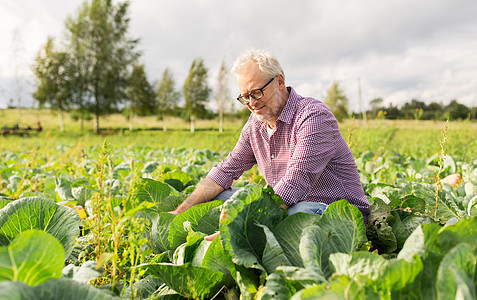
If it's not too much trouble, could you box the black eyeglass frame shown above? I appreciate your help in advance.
[236,76,276,105]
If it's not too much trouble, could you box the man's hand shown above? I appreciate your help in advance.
[172,177,224,214]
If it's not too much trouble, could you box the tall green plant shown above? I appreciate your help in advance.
[434,120,449,220]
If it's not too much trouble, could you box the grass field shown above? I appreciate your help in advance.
[1,108,476,160]
[0,113,476,299]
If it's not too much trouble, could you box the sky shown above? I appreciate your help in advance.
[1,0,477,112]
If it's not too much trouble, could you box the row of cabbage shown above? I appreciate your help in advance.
[0,145,476,299]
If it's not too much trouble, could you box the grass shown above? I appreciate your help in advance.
[1,109,476,160]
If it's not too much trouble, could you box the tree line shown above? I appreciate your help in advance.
[30,0,475,134]
[362,97,475,121]
[325,82,475,122]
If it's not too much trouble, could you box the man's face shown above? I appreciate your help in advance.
[237,63,282,125]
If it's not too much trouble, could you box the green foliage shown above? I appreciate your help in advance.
[127,64,156,117]
[65,0,140,133]
[324,81,349,122]
[0,278,119,299]
[183,58,212,131]
[32,37,74,113]
[0,197,81,258]
[0,141,476,299]
[0,230,64,286]
[156,67,181,117]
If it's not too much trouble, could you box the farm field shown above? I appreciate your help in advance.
[0,110,476,299]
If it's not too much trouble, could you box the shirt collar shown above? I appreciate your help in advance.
[277,87,299,125]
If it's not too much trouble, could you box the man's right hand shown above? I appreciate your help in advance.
[168,177,225,215]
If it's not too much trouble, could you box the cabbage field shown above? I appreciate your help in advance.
[0,132,476,299]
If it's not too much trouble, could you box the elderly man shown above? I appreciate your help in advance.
[171,49,370,233]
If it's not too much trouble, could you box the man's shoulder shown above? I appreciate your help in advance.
[293,96,330,119]
[289,91,337,127]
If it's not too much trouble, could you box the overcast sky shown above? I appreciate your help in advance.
[1,0,477,112]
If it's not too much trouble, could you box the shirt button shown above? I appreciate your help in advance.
[271,154,274,159]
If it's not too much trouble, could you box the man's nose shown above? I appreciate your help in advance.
[249,97,259,107]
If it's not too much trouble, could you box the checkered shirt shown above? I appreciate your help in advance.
[207,87,370,218]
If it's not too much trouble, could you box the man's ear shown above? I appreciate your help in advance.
[277,74,286,89]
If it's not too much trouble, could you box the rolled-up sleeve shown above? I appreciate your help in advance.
[207,122,257,189]
[273,108,338,206]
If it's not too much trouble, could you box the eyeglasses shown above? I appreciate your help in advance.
[236,76,276,105]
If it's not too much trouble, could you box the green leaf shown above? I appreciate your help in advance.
[196,205,221,235]
[377,255,423,292]
[71,186,93,207]
[262,266,326,299]
[397,225,426,260]
[62,261,102,284]
[0,197,12,210]
[140,263,226,300]
[329,252,386,283]
[411,218,477,298]
[291,276,353,300]
[163,170,193,192]
[201,237,235,286]
[0,230,64,286]
[235,264,260,300]
[0,197,81,258]
[389,194,426,214]
[436,243,477,300]
[299,225,328,277]
[393,215,434,249]
[135,178,172,212]
[256,223,291,273]
[366,197,397,253]
[182,231,207,265]
[272,213,320,267]
[299,200,367,277]
[151,212,176,253]
[219,185,286,271]
[436,217,477,253]
[55,177,75,202]
[0,278,120,299]
[191,239,212,267]
[260,272,298,300]
[436,190,466,222]
[467,195,477,217]
[168,201,223,249]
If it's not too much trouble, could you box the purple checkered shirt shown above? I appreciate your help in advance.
[207,87,370,219]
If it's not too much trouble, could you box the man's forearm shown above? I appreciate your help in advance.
[172,177,224,214]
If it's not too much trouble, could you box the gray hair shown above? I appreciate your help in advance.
[231,49,285,80]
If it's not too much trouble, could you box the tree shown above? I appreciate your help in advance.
[369,97,384,118]
[65,16,91,131]
[401,99,426,119]
[426,102,444,120]
[156,67,180,132]
[32,37,73,131]
[446,100,470,120]
[215,59,229,133]
[324,81,349,122]
[126,64,156,131]
[183,58,211,133]
[65,0,140,133]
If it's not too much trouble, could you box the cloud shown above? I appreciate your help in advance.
[1,0,476,110]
